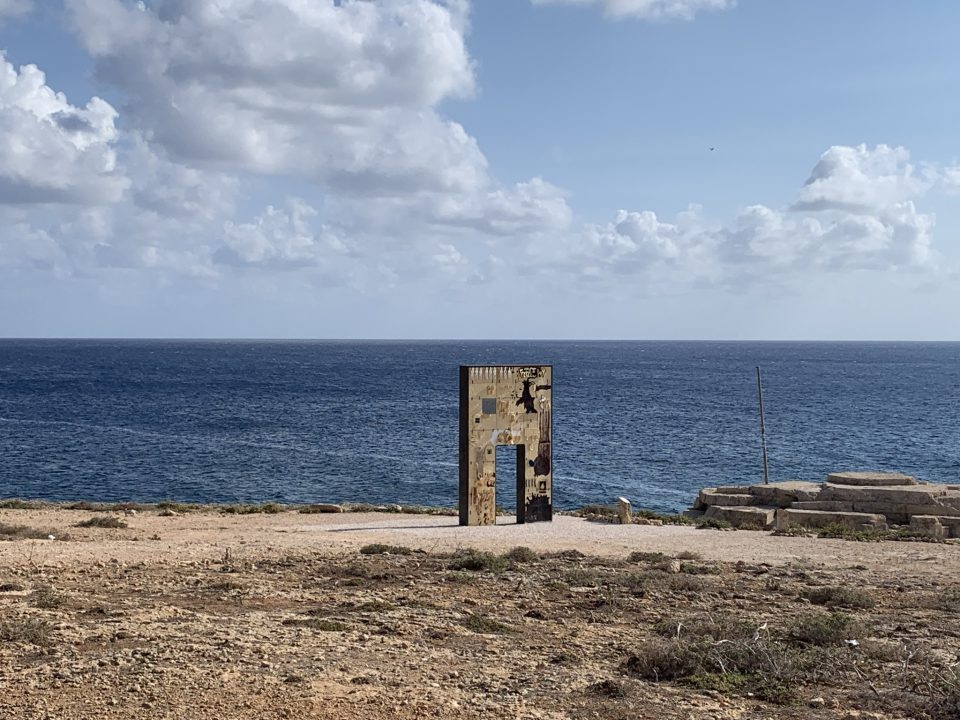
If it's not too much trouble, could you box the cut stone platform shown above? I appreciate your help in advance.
[827,471,917,487]
[820,483,951,504]
[704,505,777,529]
[698,489,761,507]
[775,509,887,532]
[748,481,821,507]
[910,515,960,540]
[688,472,960,537]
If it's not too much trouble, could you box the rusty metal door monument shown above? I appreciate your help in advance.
[458,365,553,526]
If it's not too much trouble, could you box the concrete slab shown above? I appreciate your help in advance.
[827,472,917,486]
[749,481,822,507]
[849,502,960,524]
[698,489,761,507]
[792,501,855,512]
[820,483,950,505]
[909,516,946,540]
[705,505,777,529]
[911,515,960,539]
[775,509,888,532]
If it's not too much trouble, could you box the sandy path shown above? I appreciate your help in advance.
[3,509,958,582]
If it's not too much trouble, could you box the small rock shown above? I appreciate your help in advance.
[809,697,826,709]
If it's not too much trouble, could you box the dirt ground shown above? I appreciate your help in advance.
[1,508,959,719]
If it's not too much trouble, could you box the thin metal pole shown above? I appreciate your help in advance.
[756,366,770,485]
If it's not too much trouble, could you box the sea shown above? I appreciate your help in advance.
[1,340,958,513]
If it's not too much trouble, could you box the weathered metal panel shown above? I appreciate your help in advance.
[458,365,553,526]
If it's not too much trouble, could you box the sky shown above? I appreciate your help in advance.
[0,0,959,340]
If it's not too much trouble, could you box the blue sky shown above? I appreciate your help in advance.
[0,0,958,339]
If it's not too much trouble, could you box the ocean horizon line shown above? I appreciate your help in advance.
[2,337,960,344]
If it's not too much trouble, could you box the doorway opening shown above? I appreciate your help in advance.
[495,444,526,523]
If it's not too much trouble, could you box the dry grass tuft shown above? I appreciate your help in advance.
[75,515,128,529]
[0,523,58,540]
[0,617,53,645]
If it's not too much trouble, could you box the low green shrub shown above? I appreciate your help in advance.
[696,517,733,530]
[815,523,887,542]
[447,549,507,572]
[461,613,511,634]
[282,617,349,631]
[0,524,56,540]
[503,546,538,563]
[29,585,66,609]
[787,611,858,647]
[0,499,44,510]
[805,586,876,609]
[623,639,698,681]
[359,543,413,555]
[0,618,52,645]
[75,515,128,529]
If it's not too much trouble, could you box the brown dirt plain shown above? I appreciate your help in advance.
[1,508,959,720]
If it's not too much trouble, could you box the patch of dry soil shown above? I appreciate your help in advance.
[1,509,958,719]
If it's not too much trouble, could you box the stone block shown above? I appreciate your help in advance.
[775,509,887,532]
[909,515,946,540]
[827,471,917,487]
[936,495,960,512]
[749,481,822,507]
[698,489,761,507]
[791,501,855,512]
[705,504,777,529]
[848,501,960,524]
[911,515,960,539]
[820,483,949,505]
[715,485,754,495]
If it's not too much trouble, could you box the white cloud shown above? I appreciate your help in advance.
[210,197,473,290]
[67,0,484,195]
[335,176,573,237]
[530,0,734,21]
[941,165,960,196]
[0,204,117,274]
[794,144,935,212]
[61,0,572,255]
[0,130,239,278]
[124,135,235,225]
[0,53,127,204]
[546,144,939,287]
[0,0,30,22]
[0,220,66,272]
[217,200,347,270]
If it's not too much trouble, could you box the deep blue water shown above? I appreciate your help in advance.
[1,340,958,512]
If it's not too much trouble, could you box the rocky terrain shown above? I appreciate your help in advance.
[1,506,959,719]
[690,472,960,539]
